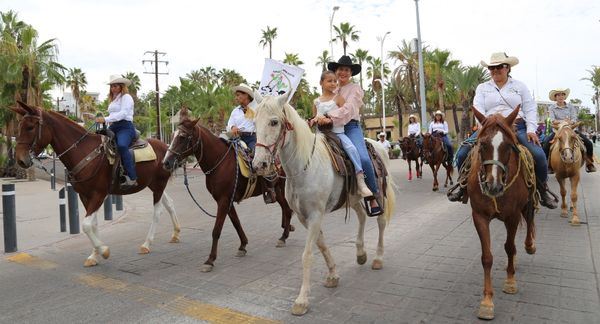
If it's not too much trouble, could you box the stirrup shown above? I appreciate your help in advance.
[263,188,276,204]
[364,196,383,217]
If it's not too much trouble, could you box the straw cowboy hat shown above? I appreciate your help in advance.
[327,55,361,76]
[409,114,418,120]
[548,88,570,101]
[480,52,519,68]
[107,75,131,86]
[378,132,386,138]
[233,83,254,100]
[434,110,445,116]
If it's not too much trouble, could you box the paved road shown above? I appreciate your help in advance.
[1,158,599,323]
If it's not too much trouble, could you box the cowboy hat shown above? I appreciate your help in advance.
[434,110,444,116]
[378,132,386,138]
[107,75,131,86]
[233,83,254,100]
[480,52,519,68]
[548,88,570,101]
[408,114,418,120]
[327,55,361,76]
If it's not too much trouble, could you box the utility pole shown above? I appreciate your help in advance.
[142,50,168,141]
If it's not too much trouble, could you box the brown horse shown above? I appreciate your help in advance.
[549,120,584,224]
[468,106,537,320]
[422,132,453,191]
[162,109,294,273]
[399,136,422,181]
[10,101,180,267]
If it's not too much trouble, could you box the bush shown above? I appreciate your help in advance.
[390,148,401,159]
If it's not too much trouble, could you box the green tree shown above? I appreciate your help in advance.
[315,50,332,72]
[66,67,87,119]
[351,48,371,89]
[581,66,600,130]
[283,53,303,66]
[389,40,420,121]
[448,65,489,140]
[123,71,141,99]
[259,26,278,59]
[332,22,360,55]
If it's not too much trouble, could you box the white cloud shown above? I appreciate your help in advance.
[5,0,600,111]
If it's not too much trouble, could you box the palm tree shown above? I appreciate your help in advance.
[448,65,489,140]
[123,71,141,99]
[283,53,303,66]
[581,66,600,130]
[351,48,371,89]
[217,68,246,87]
[315,50,332,72]
[66,68,87,119]
[389,40,420,119]
[258,26,278,59]
[332,22,360,55]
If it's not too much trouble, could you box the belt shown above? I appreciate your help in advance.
[514,118,524,124]
[240,132,256,136]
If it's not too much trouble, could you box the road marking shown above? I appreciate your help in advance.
[6,253,58,269]
[79,274,281,324]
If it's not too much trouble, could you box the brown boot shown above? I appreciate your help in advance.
[585,156,596,173]
[537,181,558,209]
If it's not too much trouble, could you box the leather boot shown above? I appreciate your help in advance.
[356,174,373,198]
[121,175,138,190]
[537,181,558,209]
[447,183,466,203]
[585,155,596,172]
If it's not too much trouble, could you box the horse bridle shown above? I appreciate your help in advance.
[17,114,45,156]
[556,127,579,162]
[255,116,293,167]
[478,135,520,189]
[168,124,203,164]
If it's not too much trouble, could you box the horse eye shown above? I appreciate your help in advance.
[269,119,279,127]
[26,126,35,131]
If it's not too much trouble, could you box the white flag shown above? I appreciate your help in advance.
[258,58,304,103]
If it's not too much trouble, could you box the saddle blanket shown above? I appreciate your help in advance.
[107,144,157,165]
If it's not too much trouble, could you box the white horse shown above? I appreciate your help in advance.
[252,95,396,316]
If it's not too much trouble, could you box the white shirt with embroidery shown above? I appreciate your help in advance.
[105,93,134,122]
[428,121,448,134]
[226,105,256,132]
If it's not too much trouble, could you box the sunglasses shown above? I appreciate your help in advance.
[487,64,507,71]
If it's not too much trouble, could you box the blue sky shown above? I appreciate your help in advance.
[4,0,600,111]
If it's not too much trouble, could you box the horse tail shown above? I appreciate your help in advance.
[366,138,396,224]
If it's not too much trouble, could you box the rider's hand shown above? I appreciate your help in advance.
[231,126,240,136]
[95,116,105,124]
[317,117,332,126]
[527,132,540,146]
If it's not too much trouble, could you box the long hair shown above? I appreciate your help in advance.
[433,114,445,124]
[108,84,130,103]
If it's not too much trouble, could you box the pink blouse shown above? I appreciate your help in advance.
[328,83,364,127]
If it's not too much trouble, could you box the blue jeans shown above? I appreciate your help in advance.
[109,120,137,180]
[344,120,378,193]
[455,121,547,182]
[437,133,453,159]
[240,134,256,152]
[336,133,363,174]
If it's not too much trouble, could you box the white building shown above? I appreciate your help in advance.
[56,91,100,117]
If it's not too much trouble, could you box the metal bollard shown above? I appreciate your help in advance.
[115,195,123,211]
[67,184,80,234]
[103,195,113,221]
[50,153,56,191]
[3,183,17,253]
[58,188,66,232]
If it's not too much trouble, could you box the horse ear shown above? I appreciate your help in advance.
[179,107,189,120]
[504,104,520,126]
[571,121,581,129]
[9,103,28,116]
[191,118,201,127]
[253,90,263,104]
[277,92,290,108]
[472,106,486,125]
[16,100,38,115]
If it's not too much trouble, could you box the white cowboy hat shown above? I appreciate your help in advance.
[548,88,570,101]
[233,83,254,99]
[480,52,519,68]
[378,132,386,138]
[434,110,444,116]
[107,75,131,86]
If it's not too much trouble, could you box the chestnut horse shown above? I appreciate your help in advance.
[422,132,453,190]
[162,109,294,273]
[399,136,422,181]
[10,101,180,267]
[549,120,584,224]
[468,106,537,320]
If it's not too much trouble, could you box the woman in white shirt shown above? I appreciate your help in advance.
[428,110,453,163]
[448,52,557,209]
[407,114,422,147]
[96,75,137,188]
[226,83,257,151]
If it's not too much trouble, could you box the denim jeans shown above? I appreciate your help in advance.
[438,133,454,159]
[240,134,256,152]
[455,121,548,182]
[344,120,378,193]
[336,132,363,174]
[109,120,137,180]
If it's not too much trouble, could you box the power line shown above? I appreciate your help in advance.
[142,50,168,141]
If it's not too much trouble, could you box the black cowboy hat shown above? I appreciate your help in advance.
[327,55,361,76]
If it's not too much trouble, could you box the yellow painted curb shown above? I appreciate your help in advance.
[6,253,58,269]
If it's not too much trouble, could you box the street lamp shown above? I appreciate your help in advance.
[55,96,64,112]
[329,6,340,59]
[377,31,391,134]
[414,0,428,131]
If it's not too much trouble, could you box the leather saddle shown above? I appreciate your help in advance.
[97,128,149,189]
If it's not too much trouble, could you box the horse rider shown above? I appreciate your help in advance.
[428,110,454,164]
[226,83,257,151]
[542,88,596,173]
[448,52,558,209]
[407,114,423,147]
[96,75,137,189]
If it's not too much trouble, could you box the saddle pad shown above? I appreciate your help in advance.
[133,144,157,163]
[237,153,251,178]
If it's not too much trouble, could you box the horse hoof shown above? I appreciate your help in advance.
[432,187,439,191]
[560,212,568,218]
[371,259,383,270]
[236,249,247,257]
[290,224,295,232]
[99,246,110,259]
[169,236,180,243]
[276,240,286,248]
[502,281,518,294]
[200,263,214,273]
[139,246,150,254]
[324,276,339,288]
[357,254,367,265]
[83,258,98,267]
[291,302,309,316]
[570,219,581,226]
[525,244,536,255]
[477,304,494,320]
